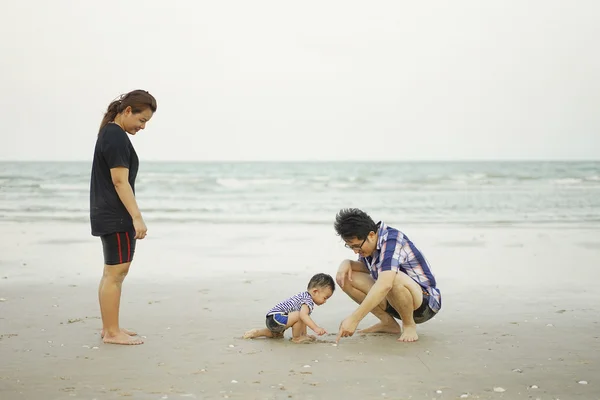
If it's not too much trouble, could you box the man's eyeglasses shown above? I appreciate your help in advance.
[343,223,381,251]
[345,236,367,251]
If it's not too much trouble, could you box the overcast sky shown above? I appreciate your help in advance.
[1,0,598,161]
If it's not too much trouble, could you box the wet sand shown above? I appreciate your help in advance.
[0,222,599,399]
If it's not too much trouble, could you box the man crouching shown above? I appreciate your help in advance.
[334,208,441,343]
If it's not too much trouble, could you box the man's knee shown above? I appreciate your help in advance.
[386,287,413,307]
[389,274,424,310]
[340,280,356,294]
[342,271,374,293]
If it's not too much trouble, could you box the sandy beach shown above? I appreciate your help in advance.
[1,221,599,400]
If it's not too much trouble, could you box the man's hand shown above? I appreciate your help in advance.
[336,261,353,288]
[336,316,359,343]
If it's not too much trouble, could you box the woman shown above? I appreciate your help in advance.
[90,90,157,345]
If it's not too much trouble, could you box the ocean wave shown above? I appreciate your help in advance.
[0,182,42,189]
[0,175,44,181]
[216,178,295,189]
[2,161,599,227]
[6,172,596,194]
[2,213,600,226]
[39,183,88,192]
[0,214,88,223]
[551,178,584,185]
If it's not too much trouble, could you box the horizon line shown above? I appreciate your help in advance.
[0,158,599,163]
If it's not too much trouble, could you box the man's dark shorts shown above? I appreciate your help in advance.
[385,289,437,324]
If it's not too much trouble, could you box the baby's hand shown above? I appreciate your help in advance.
[313,327,327,336]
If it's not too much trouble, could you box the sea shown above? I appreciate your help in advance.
[1,161,599,227]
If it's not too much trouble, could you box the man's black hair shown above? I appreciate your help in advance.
[334,208,378,240]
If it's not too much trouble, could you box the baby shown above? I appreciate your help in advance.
[243,273,335,343]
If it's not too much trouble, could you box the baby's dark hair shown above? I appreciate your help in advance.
[307,273,335,292]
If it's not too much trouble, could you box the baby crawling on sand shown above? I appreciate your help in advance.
[243,273,335,344]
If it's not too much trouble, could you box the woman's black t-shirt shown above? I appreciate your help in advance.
[90,123,139,236]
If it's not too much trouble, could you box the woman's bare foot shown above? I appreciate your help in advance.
[101,328,137,338]
[291,335,314,344]
[103,331,144,345]
[397,324,418,342]
[358,321,401,334]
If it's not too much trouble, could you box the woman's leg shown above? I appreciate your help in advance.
[100,262,143,345]
[99,274,136,338]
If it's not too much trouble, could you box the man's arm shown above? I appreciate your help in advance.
[349,231,405,322]
[335,270,397,343]
[337,235,405,343]
[350,270,396,322]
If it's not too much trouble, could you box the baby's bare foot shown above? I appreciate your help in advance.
[292,336,313,344]
[101,328,136,338]
[243,329,261,339]
[103,331,144,345]
[243,328,274,339]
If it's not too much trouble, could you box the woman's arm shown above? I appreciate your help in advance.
[110,167,147,239]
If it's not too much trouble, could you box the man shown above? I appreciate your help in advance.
[334,208,441,343]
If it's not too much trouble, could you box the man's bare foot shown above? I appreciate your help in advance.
[101,328,136,338]
[292,336,314,344]
[358,321,401,334]
[397,324,418,342]
[103,331,144,345]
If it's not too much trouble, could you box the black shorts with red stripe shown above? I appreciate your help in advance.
[100,231,137,265]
